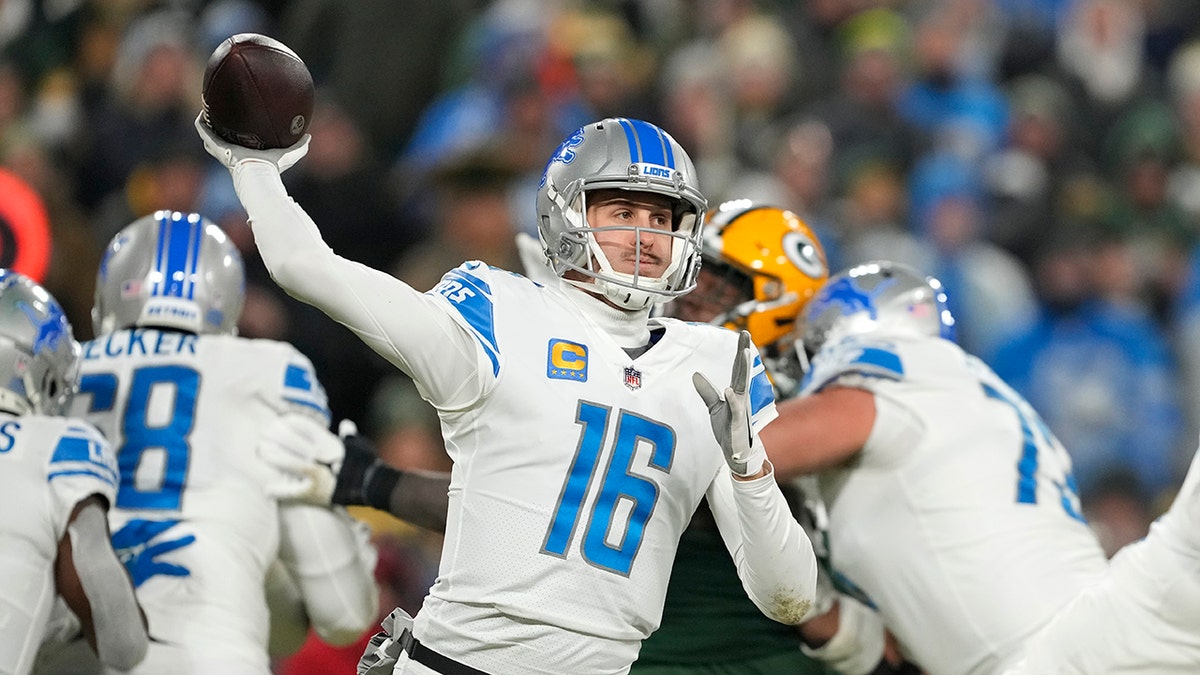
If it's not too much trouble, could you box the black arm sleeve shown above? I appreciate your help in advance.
[332,433,449,533]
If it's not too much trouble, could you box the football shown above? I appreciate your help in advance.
[201,33,314,150]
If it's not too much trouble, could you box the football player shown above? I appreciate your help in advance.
[1003,445,1200,671]
[71,211,378,673]
[634,201,837,675]
[198,114,818,675]
[0,271,148,674]
[763,261,1111,674]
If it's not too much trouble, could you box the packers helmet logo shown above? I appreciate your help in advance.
[782,230,826,280]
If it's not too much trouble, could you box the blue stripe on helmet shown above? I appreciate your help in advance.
[629,119,670,168]
[618,118,641,164]
[185,214,203,300]
[152,212,169,295]
[156,213,203,299]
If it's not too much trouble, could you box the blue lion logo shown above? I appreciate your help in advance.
[18,300,67,355]
[815,275,897,319]
[539,128,587,188]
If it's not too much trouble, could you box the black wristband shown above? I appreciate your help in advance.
[364,463,401,513]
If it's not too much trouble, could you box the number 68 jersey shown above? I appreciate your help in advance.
[71,328,330,672]
[799,333,1110,675]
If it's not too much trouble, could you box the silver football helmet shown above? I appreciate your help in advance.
[800,260,956,359]
[93,210,245,336]
[535,118,708,310]
[0,270,80,415]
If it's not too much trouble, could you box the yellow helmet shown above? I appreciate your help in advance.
[697,200,828,352]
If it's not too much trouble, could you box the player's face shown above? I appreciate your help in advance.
[669,264,752,323]
[586,189,675,279]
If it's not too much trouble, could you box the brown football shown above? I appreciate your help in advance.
[201,33,313,150]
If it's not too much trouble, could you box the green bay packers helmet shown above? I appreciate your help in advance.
[800,260,957,360]
[0,270,80,415]
[683,200,828,394]
[536,118,708,310]
[699,200,828,348]
[93,211,246,336]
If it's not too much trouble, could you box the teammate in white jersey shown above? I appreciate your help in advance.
[70,211,378,674]
[197,111,818,675]
[0,270,148,675]
[760,261,1111,675]
[1003,443,1200,673]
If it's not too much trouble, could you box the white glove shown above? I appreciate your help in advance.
[800,594,888,675]
[195,113,310,173]
[257,413,345,505]
[693,330,766,477]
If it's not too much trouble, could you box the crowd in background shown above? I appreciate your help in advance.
[7,0,1200,667]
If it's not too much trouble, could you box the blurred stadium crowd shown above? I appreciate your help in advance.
[7,0,1200,667]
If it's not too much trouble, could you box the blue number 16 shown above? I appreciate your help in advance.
[80,365,199,510]
[542,401,675,576]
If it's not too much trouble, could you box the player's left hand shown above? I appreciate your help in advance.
[257,413,344,505]
[692,330,767,478]
[195,113,310,174]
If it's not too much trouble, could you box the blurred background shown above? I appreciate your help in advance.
[6,0,1200,668]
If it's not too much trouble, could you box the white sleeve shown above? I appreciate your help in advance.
[277,503,379,646]
[706,462,819,625]
[231,160,487,409]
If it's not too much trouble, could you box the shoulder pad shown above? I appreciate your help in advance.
[281,351,330,420]
[48,420,119,507]
[800,335,906,395]
[427,261,502,377]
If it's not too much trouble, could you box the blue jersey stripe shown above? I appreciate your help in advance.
[284,396,331,418]
[440,269,501,377]
[749,368,775,416]
[284,364,315,392]
[49,468,118,488]
[850,347,905,379]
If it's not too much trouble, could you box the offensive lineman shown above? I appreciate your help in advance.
[198,113,818,675]
[1004,443,1200,672]
[0,270,148,674]
[71,211,378,673]
[762,261,1111,674]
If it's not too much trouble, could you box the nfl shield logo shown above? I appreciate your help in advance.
[623,366,642,391]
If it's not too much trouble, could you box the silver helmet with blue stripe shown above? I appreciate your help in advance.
[93,211,245,336]
[0,270,80,415]
[800,260,957,359]
[535,118,708,310]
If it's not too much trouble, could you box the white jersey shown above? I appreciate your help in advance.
[231,162,817,675]
[1006,445,1200,673]
[71,328,330,675]
[417,264,782,674]
[0,414,117,675]
[800,333,1109,675]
